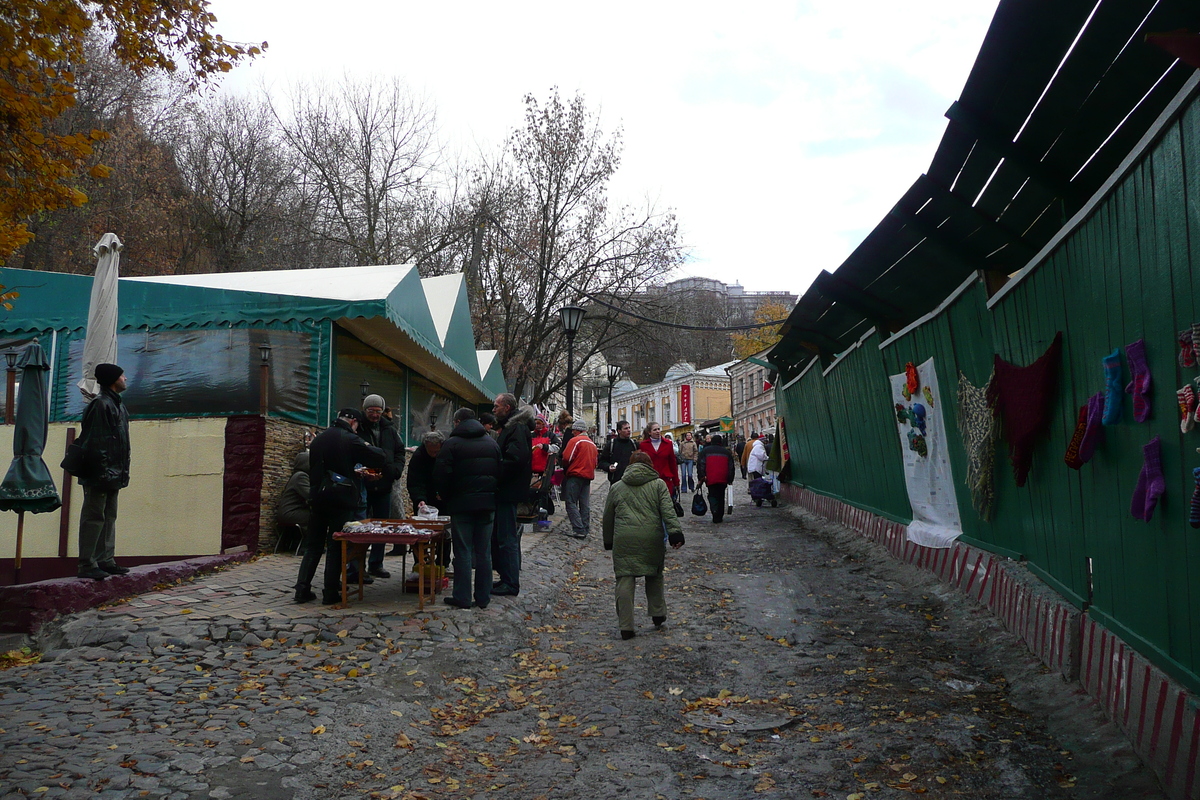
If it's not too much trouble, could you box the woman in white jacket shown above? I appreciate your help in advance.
[746,435,769,479]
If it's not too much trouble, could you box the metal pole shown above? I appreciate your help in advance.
[4,366,14,425]
[566,330,576,416]
[607,380,614,434]
[259,361,270,416]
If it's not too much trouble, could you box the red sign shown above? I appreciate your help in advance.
[680,384,691,424]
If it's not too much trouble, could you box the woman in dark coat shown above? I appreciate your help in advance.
[602,452,684,640]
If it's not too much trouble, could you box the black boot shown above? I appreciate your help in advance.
[294,586,316,603]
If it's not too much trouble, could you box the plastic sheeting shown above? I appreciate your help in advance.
[60,328,315,421]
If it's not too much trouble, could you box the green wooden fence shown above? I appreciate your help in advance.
[776,89,1200,692]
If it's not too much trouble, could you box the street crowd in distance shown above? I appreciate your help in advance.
[275,392,777,639]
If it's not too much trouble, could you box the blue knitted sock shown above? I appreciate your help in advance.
[1102,348,1123,425]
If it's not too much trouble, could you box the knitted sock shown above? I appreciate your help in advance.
[1191,467,1200,529]
[1102,348,1123,425]
[1124,339,1150,423]
[1130,436,1165,521]
[904,362,919,401]
[1180,330,1197,368]
[1077,391,1105,463]
[1180,385,1196,433]
[1193,377,1200,424]
[1064,404,1088,470]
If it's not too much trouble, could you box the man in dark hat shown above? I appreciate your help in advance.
[77,363,131,580]
[294,408,387,605]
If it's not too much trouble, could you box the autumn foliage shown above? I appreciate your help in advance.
[731,298,792,359]
[0,0,263,260]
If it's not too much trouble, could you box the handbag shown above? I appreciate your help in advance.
[314,470,359,510]
[60,442,97,478]
[691,491,707,516]
[673,498,685,518]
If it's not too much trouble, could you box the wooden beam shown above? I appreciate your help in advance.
[945,101,1081,207]
[810,271,902,334]
[916,174,1038,260]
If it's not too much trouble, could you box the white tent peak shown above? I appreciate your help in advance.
[128,264,416,302]
[421,273,465,347]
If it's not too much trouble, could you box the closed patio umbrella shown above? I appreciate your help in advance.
[0,339,61,581]
[78,233,121,400]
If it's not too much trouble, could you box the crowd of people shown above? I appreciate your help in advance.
[281,393,776,636]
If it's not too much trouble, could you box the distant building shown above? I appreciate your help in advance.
[610,361,734,437]
[727,346,777,441]
[650,277,796,323]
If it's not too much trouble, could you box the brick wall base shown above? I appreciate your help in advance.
[779,482,1197,800]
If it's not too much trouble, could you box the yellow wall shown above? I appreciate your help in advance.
[0,419,226,561]
[694,386,730,420]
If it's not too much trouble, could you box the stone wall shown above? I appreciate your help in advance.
[259,417,320,550]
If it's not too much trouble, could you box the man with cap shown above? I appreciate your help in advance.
[76,363,131,580]
[294,408,387,605]
[357,393,406,578]
[560,420,598,539]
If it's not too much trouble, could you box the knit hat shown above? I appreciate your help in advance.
[571,419,587,431]
[337,407,365,426]
[362,394,386,410]
[94,363,124,387]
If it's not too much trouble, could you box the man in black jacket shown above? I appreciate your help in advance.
[294,408,387,605]
[77,363,131,580]
[359,394,406,578]
[491,393,533,596]
[598,420,637,484]
[406,430,444,514]
[433,408,501,609]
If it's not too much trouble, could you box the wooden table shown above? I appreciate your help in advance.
[333,518,449,609]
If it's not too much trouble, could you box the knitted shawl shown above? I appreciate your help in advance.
[987,332,1064,488]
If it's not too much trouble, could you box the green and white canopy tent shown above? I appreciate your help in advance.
[0,264,507,444]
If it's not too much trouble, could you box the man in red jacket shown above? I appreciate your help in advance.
[697,434,737,524]
[561,419,598,539]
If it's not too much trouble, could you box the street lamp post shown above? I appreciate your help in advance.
[258,345,272,416]
[558,305,586,416]
[606,364,622,434]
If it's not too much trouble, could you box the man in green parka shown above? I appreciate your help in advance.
[602,452,685,640]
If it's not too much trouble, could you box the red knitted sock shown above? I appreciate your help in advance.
[1179,385,1196,433]
[1064,404,1087,470]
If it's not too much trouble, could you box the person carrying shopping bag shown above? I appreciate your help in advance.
[602,452,685,640]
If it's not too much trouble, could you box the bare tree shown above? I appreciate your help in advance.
[176,95,325,271]
[461,89,684,402]
[271,76,438,266]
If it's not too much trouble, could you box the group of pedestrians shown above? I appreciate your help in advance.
[284,397,769,639]
[292,393,536,610]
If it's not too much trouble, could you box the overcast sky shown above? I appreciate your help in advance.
[207,1,1000,295]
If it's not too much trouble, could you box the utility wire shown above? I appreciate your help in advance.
[482,216,791,332]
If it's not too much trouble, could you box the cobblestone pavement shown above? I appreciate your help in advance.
[0,479,1165,799]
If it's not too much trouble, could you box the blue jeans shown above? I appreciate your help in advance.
[492,502,521,591]
[451,510,494,607]
[680,460,695,491]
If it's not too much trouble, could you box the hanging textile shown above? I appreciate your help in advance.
[988,332,1064,488]
[956,370,997,520]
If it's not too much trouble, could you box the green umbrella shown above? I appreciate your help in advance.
[0,340,61,579]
